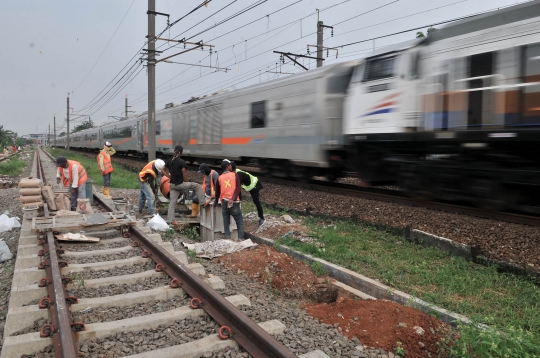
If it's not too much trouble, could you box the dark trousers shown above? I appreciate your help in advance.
[222,200,244,239]
[249,181,264,219]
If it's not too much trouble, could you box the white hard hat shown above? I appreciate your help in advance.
[105,141,112,147]
[154,159,165,171]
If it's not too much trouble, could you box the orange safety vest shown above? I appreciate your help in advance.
[59,160,87,188]
[201,169,217,198]
[96,150,113,175]
[160,176,170,199]
[139,160,157,182]
[218,171,238,201]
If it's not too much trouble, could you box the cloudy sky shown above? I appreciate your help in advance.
[0,0,523,136]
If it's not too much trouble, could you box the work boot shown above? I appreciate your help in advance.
[187,203,199,218]
[103,187,112,199]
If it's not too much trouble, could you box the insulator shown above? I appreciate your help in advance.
[331,29,334,37]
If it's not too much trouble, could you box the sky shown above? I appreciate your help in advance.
[0,0,524,136]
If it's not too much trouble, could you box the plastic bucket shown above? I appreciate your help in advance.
[85,179,94,205]
[23,206,39,220]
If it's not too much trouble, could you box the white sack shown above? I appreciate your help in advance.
[0,212,21,233]
[0,240,14,262]
[146,214,169,231]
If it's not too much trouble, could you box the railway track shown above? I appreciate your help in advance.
[67,149,540,227]
[2,149,300,358]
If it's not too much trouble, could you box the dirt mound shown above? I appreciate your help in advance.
[216,245,336,302]
[305,298,451,358]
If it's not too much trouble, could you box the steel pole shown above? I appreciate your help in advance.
[147,0,156,161]
[53,115,56,147]
[316,21,323,68]
[67,95,70,151]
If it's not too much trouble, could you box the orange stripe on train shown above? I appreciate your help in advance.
[110,137,133,145]
[189,138,197,145]
[221,137,251,145]
[158,139,172,145]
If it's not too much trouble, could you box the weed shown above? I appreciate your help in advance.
[179,225,200,241]
[70,271,85,290]
[310,261,325,277]
[393,342,406,356]
[0,154,27,176]
[274,242,281,252]
[186,249,197,260]
[164,226,175,238]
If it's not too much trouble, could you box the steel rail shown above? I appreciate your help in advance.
[93,195,296,358]
[35,149,80,358]
[0,152,17,162]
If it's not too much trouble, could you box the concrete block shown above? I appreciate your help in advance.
[172,251,188,265]
[299,350,331,358]
[16,244,40,256]
[14,254,44,270]
[185,263,205,276]
[411,229,476,260]
[71,286,184,312]
[331,280,376,300]
[0,332,51,358]
[147,233,162,242]
[76,294,249,341]
[12,268,45,286]
[8,285,47,309]
[66,270,165,289]
[204,275,225,290]
[60,256,152,274]
[4,304,49,336]
[18,235,39,246]
[124,319,282,358]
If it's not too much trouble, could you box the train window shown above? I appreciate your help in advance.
[117,127,131,138]
[251,101,265,128]
[351,63,365,83]
[156,121,161,135]
[410,51,421,79]
[363,56,396,82]
[327,71,353,93]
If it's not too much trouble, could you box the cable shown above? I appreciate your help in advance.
[332,1,399,26]
[72,0,136,94]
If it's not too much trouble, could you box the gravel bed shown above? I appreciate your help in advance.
[10,317,51,336]
[64,248,140,265]
[21,345,53,358]
[65,275,171,299]
[77,316,216,357]
[61,238,130,252]
[72,296,191,324]
[0,151,33,351]
[76,261,156,280]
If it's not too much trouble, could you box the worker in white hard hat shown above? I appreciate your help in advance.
[96,141,116,199]
[138,159,165,216]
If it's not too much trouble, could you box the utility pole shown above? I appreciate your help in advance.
[125,97,129,120]
[67,94,70,151]
[147,0,156,162]
[48,124,50,146]
[317,21,323,68]
[53,115,56,147]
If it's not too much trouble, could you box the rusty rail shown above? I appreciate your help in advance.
[35,149,80,358]
[93,194,296,358]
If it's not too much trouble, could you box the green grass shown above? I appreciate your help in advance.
[240,201,540,356]
[0,153,28,176]
[48,148,139,189]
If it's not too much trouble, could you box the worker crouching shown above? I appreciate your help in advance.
[96,141,116,199]
[138,159,165,216]
[55,156,88,211]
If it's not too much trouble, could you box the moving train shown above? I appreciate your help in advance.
[59,1,540,212]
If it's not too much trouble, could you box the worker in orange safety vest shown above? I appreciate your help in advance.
[138,159,165,216]
[96,141,116,199]
[56,156,88,211]
[213,159,244,239]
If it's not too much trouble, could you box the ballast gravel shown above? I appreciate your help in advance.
[76,261,156,280]
[63,248,141,265]
[65,275,171,298]
[71,296,191,324]
[61,239,129,252]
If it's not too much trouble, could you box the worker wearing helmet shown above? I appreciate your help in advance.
[161,145,204,222]
[96,141,116,199]
[138,159,165,216]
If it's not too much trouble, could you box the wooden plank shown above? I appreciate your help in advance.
[55,234,100,242]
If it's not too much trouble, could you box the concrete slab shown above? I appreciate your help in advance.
[11,267,45,286]
[147,233,163,242]
[0,332,51,358]
[7,284,47,309]
[62,245,135,257]
[76,294,250,341]
[204,275,225,290]
[123,319,285,358]
[16,244,40,256]
[14,254,44,270]
[299,350,331,358]
[4,304,49,336]
[331,280,376,300]
[18,235,39,246]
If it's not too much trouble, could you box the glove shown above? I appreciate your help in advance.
[71,187,77,194]
[56,178,61,185]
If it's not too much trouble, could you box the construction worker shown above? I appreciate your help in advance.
[96,141,116,199]
[199,163,218,206]
[231,161,265,227]
[138,159,165,216]
[55,156,88,211]
[214,159,244,239]
[162,145,204,222]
